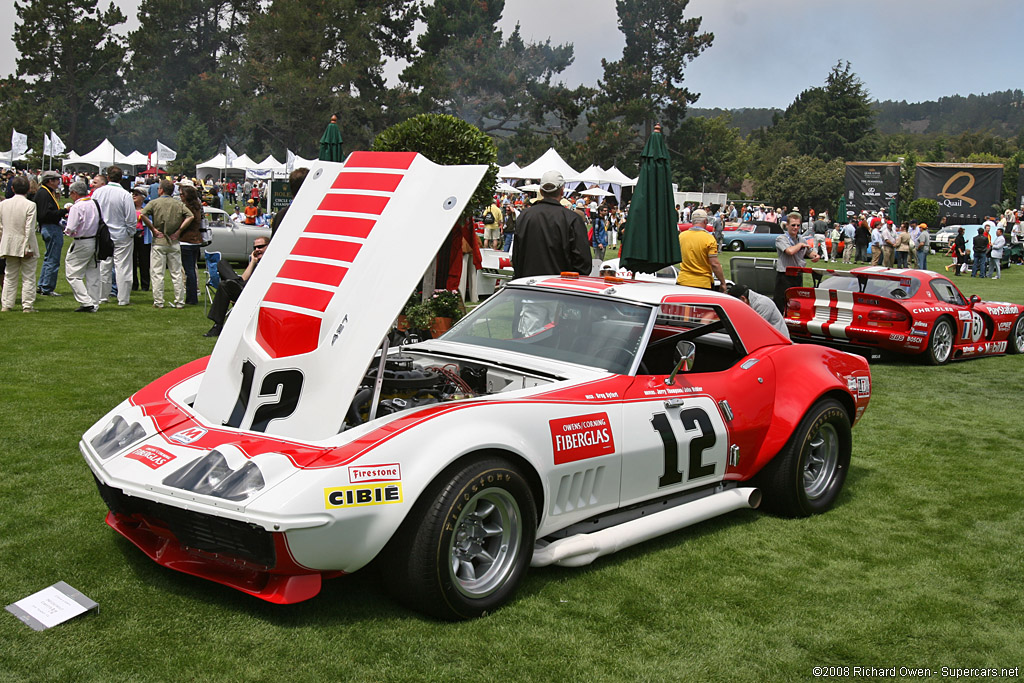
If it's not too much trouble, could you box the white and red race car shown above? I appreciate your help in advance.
[785,266,1024,363]
[81,153,872,620]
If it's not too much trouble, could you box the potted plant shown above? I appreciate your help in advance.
[404,301,435,335]
[427,289,465,337]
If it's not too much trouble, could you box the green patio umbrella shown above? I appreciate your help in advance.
[620,124,678,273]
[319,114,344,162]
[837,194,846,222]
[888,196,899,222]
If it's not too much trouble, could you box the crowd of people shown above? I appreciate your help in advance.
[0,165,272,317]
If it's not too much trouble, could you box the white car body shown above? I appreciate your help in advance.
[81,152,868,619]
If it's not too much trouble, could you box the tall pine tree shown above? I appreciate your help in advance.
[12,0,126,149]
[599,0,713,141]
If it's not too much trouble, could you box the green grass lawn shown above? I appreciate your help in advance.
[2,245,1023,681]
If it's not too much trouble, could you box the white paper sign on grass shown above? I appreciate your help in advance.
[6,582,98,631]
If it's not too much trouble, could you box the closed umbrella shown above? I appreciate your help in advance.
[837,195,846,221]
[319,114,344,162]
[620,124,678,273]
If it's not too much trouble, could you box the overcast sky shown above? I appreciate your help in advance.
[2,0,1021,109]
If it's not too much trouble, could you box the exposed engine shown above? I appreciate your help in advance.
[344,351,549,428]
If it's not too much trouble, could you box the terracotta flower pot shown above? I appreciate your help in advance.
[396,315,409,331]
[429,316,452,338]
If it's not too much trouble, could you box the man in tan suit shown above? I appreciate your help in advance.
[0,175,39,312]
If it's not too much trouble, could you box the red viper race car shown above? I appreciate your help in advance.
[79,153,872,620]
[785,266,1024,364]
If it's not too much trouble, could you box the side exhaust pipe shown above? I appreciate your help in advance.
[531,487,761,568]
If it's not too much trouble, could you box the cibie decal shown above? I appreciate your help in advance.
[125,445,176,469]
[550,412,615,465]
[170,426,208,445]
[348,463,401,484]
[325,483,403,509]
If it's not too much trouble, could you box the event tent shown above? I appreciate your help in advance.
[62,138,130,171]
[603,165,637,187]
[509,148,582,182]
[498,161,522,179]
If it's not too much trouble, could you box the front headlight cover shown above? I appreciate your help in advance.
[91,415,147,459]
[163,450,265,501]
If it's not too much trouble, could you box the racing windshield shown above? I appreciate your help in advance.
[819,274,921,299]
[441,287,652,374]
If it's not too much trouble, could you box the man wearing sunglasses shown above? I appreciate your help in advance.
[203,235,269,337]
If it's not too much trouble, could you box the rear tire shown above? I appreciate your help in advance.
[926,317,954,365]
[759,399,851,517]
[380,457,536,620]
[729,240,743,252]
[1008,315,1024,354]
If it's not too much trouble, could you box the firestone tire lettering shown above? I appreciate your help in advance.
[379,457,536,620]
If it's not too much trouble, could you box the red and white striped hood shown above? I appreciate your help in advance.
[193,152,487,440]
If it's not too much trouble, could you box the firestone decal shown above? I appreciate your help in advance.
[348,463,402,484]
[125,445,176,469]
[324,483,403,509]
[170,426,208,445]
[550,412,615,465]
[958,311,972,321]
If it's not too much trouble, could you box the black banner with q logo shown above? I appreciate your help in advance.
[915,163,1003,224]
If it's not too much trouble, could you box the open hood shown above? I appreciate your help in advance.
[193,152,487,440]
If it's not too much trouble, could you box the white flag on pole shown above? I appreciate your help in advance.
[43,134,52,157]
[50,131,66,155]
[11,129,28,157]
[225,146,237,167]
[286,149,295,173]
[156,140,177,163]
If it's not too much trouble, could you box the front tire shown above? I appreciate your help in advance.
[380,458,536,620]
[759,399,851,517]
[1008,315,1024,354]
[926,317,954,365]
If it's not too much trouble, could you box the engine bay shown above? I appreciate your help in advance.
[343,349,553,428]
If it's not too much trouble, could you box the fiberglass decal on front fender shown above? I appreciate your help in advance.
[550,412,615,465]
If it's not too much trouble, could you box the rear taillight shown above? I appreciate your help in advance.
[868,309,908,322]
[786,299,802,318]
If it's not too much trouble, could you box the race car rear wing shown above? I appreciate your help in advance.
[785,266,914,293]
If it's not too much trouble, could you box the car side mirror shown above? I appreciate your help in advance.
[969,294,981,306]
[665,340,696,385]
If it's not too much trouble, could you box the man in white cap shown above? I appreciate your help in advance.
[511,170,590,278]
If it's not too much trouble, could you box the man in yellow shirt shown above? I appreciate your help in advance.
[676,209,726,291]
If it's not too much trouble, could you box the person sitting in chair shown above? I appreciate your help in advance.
[203,235,269,337]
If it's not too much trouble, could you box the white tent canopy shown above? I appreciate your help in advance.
[577,164,615,185]
[498,161,521,179]
[604,165,638,186]
[122,150,149,169]
[509,148,581,182]
[255,154,282,170]
[495,182,522,194]
[62,138,130,170]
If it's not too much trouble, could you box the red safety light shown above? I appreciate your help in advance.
[560,272,579,280]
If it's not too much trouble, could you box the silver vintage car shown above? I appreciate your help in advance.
[203,207,272,263]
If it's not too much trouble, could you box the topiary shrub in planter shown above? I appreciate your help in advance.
[372,113,498,218]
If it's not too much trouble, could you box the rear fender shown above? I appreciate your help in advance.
[742,348,868,479]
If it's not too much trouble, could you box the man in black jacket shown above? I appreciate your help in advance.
[35,170,69,296]
[511,170,590,278]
